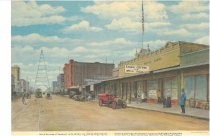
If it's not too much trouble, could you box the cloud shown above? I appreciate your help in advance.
[82,1,168,21]
[72,47,88,54]
[159,28,191,36]
[145,1,168,21]
[12,33,63,43]
[106,17,138,31]
[169,0,208,21]
[181,12,208,20]
[62,20,103,32]
[82,1,169,32]
[144,40,167,50]
[81,1,135,19]
[89,37,134,47]
[12,1,66,26]
[40,47,71,58]
[106,17,171,32]
[182,23,209,31]
[170,0,208,14]
[12,33,83,48]
[66,16,83,22]
[194,36,209,45]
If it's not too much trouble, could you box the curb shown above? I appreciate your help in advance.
[127,105,209,121]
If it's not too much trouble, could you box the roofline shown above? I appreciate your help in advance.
[179,48,209,57]
[93,63,208,85]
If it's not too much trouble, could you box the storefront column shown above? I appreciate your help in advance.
[129,82,132,103]
[177,72,182,100]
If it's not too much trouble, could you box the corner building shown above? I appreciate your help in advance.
[92,41,209,109]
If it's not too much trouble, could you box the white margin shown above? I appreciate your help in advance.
[0,0,11,136]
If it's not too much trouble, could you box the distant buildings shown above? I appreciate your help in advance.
[11,65,20,94]
[20,79,29,93]
[63,59,114,93]
[52,81,58,93]
[11,65,31,97]
[52,73,65,94]
[57,73,64,93]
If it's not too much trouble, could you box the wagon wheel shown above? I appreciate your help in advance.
[99,100,103,106]
[112,102,117,109]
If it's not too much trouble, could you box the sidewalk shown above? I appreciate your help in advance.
[127,102,209,120]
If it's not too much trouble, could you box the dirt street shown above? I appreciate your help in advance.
[12,95,208,131]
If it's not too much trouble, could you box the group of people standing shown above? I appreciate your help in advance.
[141,89,186,113]
[22,91,31,105]
[157,89,186,114]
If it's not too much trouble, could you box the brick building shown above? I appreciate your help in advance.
[63,59,114,93]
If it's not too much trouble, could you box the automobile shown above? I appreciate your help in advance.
[46,92,52,99]
[35,89,42,98]
[98,93,126,109]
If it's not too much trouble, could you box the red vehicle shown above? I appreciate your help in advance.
[98,93,126,109]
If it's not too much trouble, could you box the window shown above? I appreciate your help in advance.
[195,75,207,100]
[164,77,178,99]
[147,80,158,91]
[147,80,158,98]
[184,76,194,99]
[184,75,208,101]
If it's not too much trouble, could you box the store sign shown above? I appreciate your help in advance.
[137,66,150,73]
[125,65,149,74]
[148,90,157,99]
[90,84,94,91]
[125,65,137,73]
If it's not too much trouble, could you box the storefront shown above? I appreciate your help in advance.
[184,73,208,109]
[92,46,209,109]
[163,77,178,105]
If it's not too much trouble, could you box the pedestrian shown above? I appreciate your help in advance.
[22,91,27,105]
[179,89,186,113]
[141,92,146,102]
[157,89,161,103]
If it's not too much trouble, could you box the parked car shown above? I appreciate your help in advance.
[98,93,126,109]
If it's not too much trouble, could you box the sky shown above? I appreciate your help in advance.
[11,0,209,88]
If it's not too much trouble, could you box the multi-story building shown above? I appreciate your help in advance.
[19,79,29,93]
[63,59,114,93]
[11,75,15,94]
[52,81,58,93]
[57,73,64,93]
[11,65,20,93]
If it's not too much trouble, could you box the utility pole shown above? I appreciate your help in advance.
[141,0,144,49]
[34,50,51,92]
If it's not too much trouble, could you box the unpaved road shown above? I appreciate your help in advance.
[12,95,208,131]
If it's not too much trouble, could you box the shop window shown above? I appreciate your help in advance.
[164,78,178,99]
[137,81,143,98]
[184,75,208,101]
[147,80,158,99]
[172,78,178,99]
[147,80,158,90]
[184,76,194,99]
[195,75,207,100]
